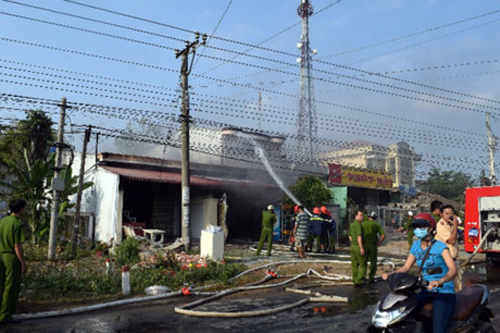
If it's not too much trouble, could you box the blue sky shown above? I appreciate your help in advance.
[1,0,500,179]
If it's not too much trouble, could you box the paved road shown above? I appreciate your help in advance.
[4,281,499,332]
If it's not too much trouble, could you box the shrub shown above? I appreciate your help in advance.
[114,237,140,266]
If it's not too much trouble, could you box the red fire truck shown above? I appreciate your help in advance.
[464,186,500,263]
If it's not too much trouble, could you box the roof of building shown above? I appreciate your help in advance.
[101,166,222,186]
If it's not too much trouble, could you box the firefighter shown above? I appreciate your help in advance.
[320,206,336,254]
[308,207,325,253]
[362,211,385,283]
[349,210,366,287]
[255,205,277,256]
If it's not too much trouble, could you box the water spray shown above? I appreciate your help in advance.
[237,132,312,216]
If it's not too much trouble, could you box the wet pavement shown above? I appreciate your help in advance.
[4,242,500,332]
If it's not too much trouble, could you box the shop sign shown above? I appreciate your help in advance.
[328,163,393,189]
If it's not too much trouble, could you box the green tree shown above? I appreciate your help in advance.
[282,175,332,210]
[0,110,54,201]
[425,166,475,202]
[17,110,54,164]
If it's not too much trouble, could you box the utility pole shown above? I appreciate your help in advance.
[175,32,207,252]
[71,125,91,257]
[48,97,71,260]
[486,112,497,185]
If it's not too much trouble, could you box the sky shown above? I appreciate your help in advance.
[1,0,500,181]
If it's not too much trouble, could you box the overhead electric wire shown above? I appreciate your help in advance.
[0,66,486,154]
[0,4,492,174]
[191,0,233,71]
[0,66,488,153]
[0,39,483,142]
[346,17,500,66]
[2,6,500,116]
[1,93,487,177]
[320,7,500,60]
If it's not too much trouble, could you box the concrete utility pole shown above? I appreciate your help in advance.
[486,112,497,185]
[48,97,71,260]
[175,32,207,252]
[71,125,91,257]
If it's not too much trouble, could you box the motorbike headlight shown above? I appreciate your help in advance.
[372,303,412,328]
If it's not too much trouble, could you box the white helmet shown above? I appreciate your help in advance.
[267,205,274,211]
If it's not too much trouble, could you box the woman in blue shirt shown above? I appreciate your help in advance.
[382,213,457,333]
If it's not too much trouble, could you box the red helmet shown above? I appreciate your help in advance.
[411,213,436,229]
[313,207,320,215]
[294,205,299,213]
[320,206,328,214]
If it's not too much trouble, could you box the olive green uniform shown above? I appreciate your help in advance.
[402,218,414,249]
[362,219,385,283]
[256,210,277,256]
[348,220,366,286]
[0,215,25,322]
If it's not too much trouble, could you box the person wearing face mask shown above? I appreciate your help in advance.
[382,213,457,333]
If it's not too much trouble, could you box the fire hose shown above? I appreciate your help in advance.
[461,228,497,267]
[175,268,350,318]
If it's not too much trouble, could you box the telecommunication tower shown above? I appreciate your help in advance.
[296,0,317,163]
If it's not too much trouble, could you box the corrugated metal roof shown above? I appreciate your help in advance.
[100,166,223,186]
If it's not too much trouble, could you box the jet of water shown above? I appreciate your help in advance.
[237,132,311,216]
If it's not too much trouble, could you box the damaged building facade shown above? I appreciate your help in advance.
[69,127,314,245]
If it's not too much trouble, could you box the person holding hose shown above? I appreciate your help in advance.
[362,211,385,283]
[255,205,277,257]
[349,210,366,287]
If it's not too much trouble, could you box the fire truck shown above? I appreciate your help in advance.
[464,186,500,263]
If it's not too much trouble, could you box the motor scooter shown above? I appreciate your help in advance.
[368,272,495,332]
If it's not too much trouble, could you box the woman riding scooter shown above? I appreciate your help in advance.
[382,213,457,333]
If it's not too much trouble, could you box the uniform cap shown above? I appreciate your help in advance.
[368,211,377,218]
[267,205,274,211]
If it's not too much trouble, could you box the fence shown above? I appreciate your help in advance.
[336,206,422,246]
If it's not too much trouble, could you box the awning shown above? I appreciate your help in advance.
[100,166,223,186]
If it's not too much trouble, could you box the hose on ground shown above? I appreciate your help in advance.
[175,269,350,317]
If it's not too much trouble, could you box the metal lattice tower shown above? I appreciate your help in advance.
[296,0,317,163]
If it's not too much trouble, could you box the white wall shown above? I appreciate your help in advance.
[94,169,120,243]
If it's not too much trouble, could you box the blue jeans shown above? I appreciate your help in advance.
[413,290,456,333]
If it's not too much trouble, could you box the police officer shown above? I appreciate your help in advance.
[0,199,27,324]
[255,205,277,256]
[349,210,366,287]
[362,211,385,283]
[399,211,415,249]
